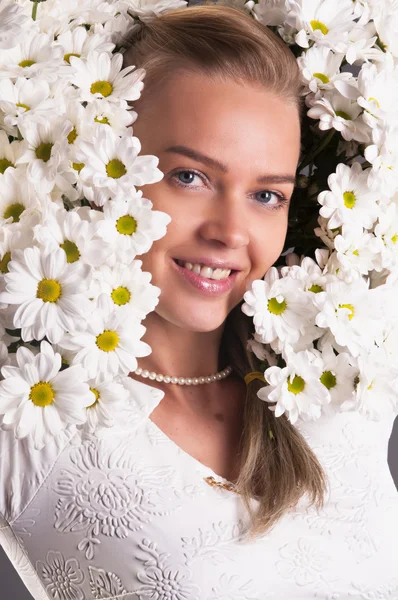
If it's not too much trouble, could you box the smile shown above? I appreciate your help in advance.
[171,258,239,297]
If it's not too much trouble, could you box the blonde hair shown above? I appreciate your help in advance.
[121,4,327,539]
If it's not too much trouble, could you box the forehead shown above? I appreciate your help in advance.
[137,70,301,173]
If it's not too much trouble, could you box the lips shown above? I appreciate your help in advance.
[170,257,239,297]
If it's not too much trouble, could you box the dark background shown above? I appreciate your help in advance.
[1,0,397,597]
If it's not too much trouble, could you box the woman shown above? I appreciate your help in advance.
[0,5,397,600]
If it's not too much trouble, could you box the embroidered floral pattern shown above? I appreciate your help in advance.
[53,439,180,559]
[208,573,272,599]
[88,565,128,599]
[135,538,200,600]
[36,550,84,600]
[181,520,245,565]
[276,538,328,586]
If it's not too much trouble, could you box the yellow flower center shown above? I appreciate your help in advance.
[29,381,55,406]
[343,191,356,209]
[335,110,351,120]
[3,202,24,223]
[287,375,305,395]
[96,329,119,352]
[320,370,337,390]
[116,215,137,235]
[19,59,35,68]
[267,297,287,315]
[72,162,85,173]
[338,303,355,320]
[94,116,110,125]
[352,249,359,256]
[391,234,397,244]
[111,286,131,306]
[0,158,14,174]
[67,127,78,144]
[308,284,323,293]
[0,251,11,273]
[64,52,80,63]
[35,142,53,162]
[88,387,100,408]
[36,278,62,302]
[106,158,126,179]
[313,72,329,84]
[310,20,329,35]
[90,80,113,97]
[60,239,80,263]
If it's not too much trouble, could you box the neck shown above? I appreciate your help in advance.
[134,311,227,379]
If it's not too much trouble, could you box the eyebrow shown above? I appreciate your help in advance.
[164,145,296,185]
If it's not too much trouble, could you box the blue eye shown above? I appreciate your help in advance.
[171,169,289,210]
[174,170,201,185]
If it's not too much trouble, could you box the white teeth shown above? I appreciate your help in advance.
[176,259,231,280]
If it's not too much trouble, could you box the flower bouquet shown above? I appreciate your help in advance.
[0,0,397,451]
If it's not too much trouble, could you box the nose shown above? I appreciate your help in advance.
[198,191,250,249]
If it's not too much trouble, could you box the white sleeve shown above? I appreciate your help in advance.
[0,426,76,525]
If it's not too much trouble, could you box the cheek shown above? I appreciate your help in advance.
[252,217,288,274]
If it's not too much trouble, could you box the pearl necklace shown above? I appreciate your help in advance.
[133,365,233,385]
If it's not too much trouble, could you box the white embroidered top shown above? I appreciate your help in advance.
[0,376,397,600]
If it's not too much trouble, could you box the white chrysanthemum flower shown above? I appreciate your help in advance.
[333,227,380,276]
[284,0,356,49]
[249,0,289,26]
[94,194,171,263]
[297,46,349,95]
[0,32,63,81]
[0,168,41,228]
[75,127,164,204]
[0,1,31,50]
[0,133,25,175]
[281,255,331,295]
[0,77,55,134]
[0,340,93,449]
[62,0,124,28]
[350,61,398,128]
[314,277,384,356]
[90,260,160,319]
[258,349,331,423]
[57,26,115,64]
[342,347,398,420]
[33,204,109,268]
[0,217,35,295]
[0,246,91,343]
[372,202,398,270]
[80,376,130,431]
[365,123,398,197]
[69,51,145,104]
[125,0,188,20]
[83,99,136,136]
[241,267,318,348]
[334,22,379,65]
[58,305,151,380]
[247,334,279,366]
[307,91,370,143]
[16,116,72,190]
[315,344,357,411]
[374,5,398,58]
[318,162,380,230]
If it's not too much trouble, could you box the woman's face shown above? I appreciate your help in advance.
[132,70,301,333]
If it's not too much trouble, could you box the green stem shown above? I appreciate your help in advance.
[32,1,38,20]
[298,129,336,172]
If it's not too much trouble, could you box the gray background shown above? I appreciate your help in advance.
[1,0,398,596]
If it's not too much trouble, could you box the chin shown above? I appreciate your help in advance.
[158,305,229,333]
